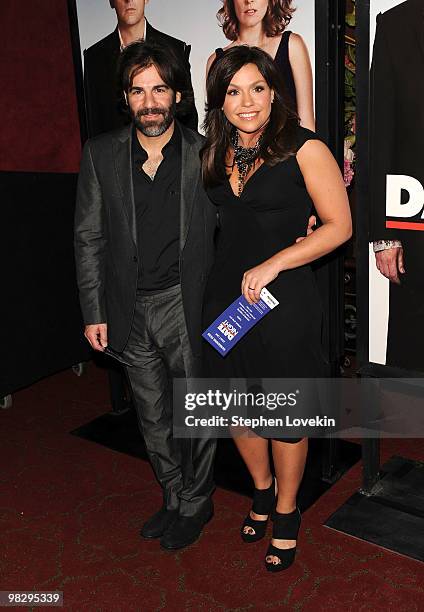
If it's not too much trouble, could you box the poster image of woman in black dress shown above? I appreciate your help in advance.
[207,0,315,130]
[201,46,351,572]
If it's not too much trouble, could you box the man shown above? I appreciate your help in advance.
[83,0,198,414]
[75,42,216,550]
[83,0,198,137]
[370,0,424,371]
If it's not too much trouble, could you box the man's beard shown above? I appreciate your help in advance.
[132,101,176,137]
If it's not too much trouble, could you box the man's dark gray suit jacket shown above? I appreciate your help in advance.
[74,122,216,360]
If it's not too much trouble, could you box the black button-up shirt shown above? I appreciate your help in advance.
[132,124,182,291]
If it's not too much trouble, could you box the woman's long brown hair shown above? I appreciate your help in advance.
[201,45,299,189]
[217,0,295,41]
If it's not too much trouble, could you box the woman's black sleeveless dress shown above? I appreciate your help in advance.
[202,126,326,382]
[205,37,324,441]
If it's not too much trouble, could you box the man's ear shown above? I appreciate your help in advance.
[176,91,182,104]
[124,92,128,105]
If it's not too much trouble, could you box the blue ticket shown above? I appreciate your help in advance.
[202,288,279,356]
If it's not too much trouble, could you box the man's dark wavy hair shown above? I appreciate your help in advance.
[201,45,299,188]
[117,41,194,121]
[217,0,295,41]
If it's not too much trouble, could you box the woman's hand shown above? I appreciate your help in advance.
[242,259,280,304]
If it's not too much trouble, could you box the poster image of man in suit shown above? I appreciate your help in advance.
[370,0,424,372]
[83,0,198,137]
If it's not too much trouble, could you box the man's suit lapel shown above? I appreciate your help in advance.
[180,126,200,252]
[111,27,121,55]
[145,20,165,44]
[145,20,156,41]
[107,28,122,75]
[112,127,137,246]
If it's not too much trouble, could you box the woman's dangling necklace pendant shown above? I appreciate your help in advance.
[231,128,263,197]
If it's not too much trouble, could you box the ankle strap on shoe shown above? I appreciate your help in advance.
[251,478,275,515]
[272,508,301,539]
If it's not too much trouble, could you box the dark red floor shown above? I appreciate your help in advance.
[1,364,423,611]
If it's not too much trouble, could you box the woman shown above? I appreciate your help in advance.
[207,0,315,130]
[201,46,351,572]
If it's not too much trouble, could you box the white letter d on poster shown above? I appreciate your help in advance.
[386,175,424,218]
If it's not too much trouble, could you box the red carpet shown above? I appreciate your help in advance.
[1,364,423,611]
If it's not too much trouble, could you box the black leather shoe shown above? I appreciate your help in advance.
[140,506,179,539]
[160,508,214,550]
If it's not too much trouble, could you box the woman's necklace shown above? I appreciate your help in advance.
[231,128,264,196]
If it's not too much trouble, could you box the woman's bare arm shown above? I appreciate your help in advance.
[242,140,352,302]
[289,33,315,131]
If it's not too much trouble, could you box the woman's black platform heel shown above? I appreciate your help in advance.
[265,507,301,572]
[241,478,276,543]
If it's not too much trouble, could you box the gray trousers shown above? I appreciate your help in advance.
[124,284,216,518]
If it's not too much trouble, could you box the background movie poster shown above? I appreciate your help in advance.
[368,0,424,372]
[76,0,316,131]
